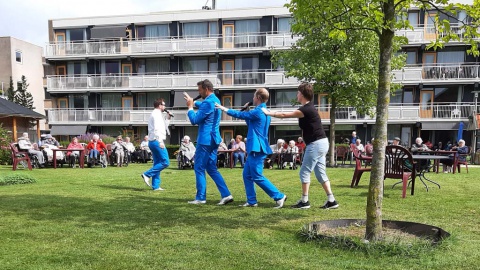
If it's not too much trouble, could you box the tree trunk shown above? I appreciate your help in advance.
[365,0,395,241]
[328,98,337,167]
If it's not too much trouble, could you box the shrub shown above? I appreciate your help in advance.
[0,123,12,165]
[0,174,37,186]
[166,145,180,159]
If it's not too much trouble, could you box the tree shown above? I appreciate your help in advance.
[14,75,34,110]
[272,16,387,168]
[6,76,15,102]
[287,0,480,241]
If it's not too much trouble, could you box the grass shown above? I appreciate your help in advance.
[0,162,479,270]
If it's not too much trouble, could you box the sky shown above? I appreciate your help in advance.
[0,0,288,49]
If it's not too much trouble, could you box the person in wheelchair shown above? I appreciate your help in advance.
[86,134,107,167]
[282,140,299,169]
[124,136,135,164]
[177,135,195,168]
[138,135,152,163]
[66,137,84,168]
[17,132,45,168]
[111,136,128,167]
[41,134,65,165]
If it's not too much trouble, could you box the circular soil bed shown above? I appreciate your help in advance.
[305,219,450,245]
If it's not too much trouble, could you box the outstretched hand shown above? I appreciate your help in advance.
[215,103,227,112]
[261,107,271,115]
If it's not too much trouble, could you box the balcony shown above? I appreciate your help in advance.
[45,33,299,59]
[47,103,474,126]
[396,23,468,45]
[392,63,480,85]
[46,70,299,92]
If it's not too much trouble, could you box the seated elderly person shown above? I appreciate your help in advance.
[124,136,135,163]
[283,140,299,169]
[411,137,430,153]
[138,135,151,163]
[41,134,64,162]
[295,136,306,152]
[17,132,45,168]
[355,139,365,154]
[66,137,84,167]
[441,139,469,173]
[86,134,107,165]
[217,139,228,167]
[266,139,285,169]
[231,135,246,168]
[112,136,128,167]
[179,135,196,165]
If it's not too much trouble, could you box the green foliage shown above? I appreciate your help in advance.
[14,75,34,110]
[166,144,180,159]
[0,174,37,186]
[7,76,15,102]
[0,123,12,165]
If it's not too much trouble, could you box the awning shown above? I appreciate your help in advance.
[91,25,127,39]
[421,122,462,131]
[50,125,87,136]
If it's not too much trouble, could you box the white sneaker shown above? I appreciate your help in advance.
[217,195,234,205]
[188,200,206,205]
[239,202,258,207]
[140,174,151,187]
[274,195,287,209]
[153,187,165,191]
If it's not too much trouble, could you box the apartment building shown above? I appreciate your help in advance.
[0,37,46,136]
[44,6,479,152]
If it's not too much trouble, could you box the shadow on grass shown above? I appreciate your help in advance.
[0,192,307,233]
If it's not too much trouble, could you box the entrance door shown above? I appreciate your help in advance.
[57,97,68,122]
[401,126,411,148]
[223,24,234,49]
[122,96,133,121]
[222,130,234,143]
[222,95,233,121]
[424,12,437,41]
[419,90,434,118]
[423,52,437,79]
[55,32,66,55]
[317,93,330,119]
[222,60,234,86]
[121,63,132,87]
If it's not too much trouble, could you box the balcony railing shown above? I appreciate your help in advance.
[46,71,299,91]
[392,63,480,83]
[45,33,299,58]
[47,103,474,125]
[396,24,468,44]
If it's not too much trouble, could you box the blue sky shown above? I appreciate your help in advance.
[0,0,288,49]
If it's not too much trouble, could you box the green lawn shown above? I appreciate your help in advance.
[0,162,479,270]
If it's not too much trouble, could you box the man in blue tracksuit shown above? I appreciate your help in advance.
[216,88,287,208]
[184,79,233,205]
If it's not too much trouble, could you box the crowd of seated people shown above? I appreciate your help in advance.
[282,140,299,169]
[266,139,285,169]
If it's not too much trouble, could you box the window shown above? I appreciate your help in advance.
[183,57,209,72]
[408,12,419,27]
[234,55,259,70]
[406,51,416,65]
[390,89,403,104]
[145,58,170,74]
[437,51,465,64]
[234,19,260,45]
[66,29,85,42]
[68,94,88,108]
[102,93,122,108]
[145,24,169,39]
[67,62,87,75]
[15,51,22,63]
[183,22,218,38]
[277,17,292,33]
[275,90,297,107]
[234,91,254,107]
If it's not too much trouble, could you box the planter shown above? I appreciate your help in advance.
[305,219,450,244]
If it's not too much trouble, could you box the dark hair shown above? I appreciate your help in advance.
[197,79,213,91]
[153,98,165,108]
[298,82,313,101]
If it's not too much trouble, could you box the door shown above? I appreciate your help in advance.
[222,60,234,86]
[424,12,437,40]
[419,90,434,118]
[401,126,411,148]
[121,63,132,86]
[222,95,233,121]
[223,24,234,49]
[422,52,437,79]
[56,65,67,89]
[55,32,66,55]
[222,130,234,144]
[122,96,133,121]
[57,98,68,122]
[317,93,330,119]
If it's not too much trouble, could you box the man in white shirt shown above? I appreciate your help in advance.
[140,99,171,190]
[17,132,45,167]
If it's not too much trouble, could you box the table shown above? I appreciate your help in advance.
[53,148,85,169]
[411,154,450,191]
[217,149,234,169]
